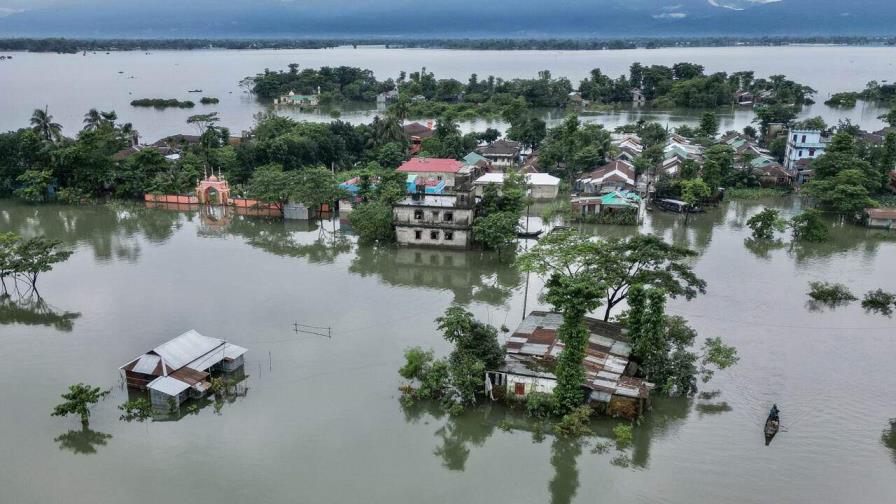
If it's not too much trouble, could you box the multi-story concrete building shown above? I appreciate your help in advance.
[784,129,829,173]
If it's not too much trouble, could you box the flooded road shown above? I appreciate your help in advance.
[1,197,895,504]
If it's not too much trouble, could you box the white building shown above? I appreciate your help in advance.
[784,129,829,173]
[473,172,561,200]
[393,194,475,249]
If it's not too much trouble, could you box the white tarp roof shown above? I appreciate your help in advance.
[153,329,225,372]
[474,173,560,187]
[147,376,191,396]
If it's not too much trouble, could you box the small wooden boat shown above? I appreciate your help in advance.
[188,89,203,93]
[517,229,543,239]
[764,404,780,446]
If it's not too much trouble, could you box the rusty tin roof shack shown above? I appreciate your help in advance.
[489,311,652,417]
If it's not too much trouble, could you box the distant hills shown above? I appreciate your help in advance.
[0,0,894,39]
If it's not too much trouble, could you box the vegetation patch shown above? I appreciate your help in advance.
[130,98,195,108]
[726,187,788,200]
[807,281,857,306]
[199,96,220,105]
[862,289,896,315]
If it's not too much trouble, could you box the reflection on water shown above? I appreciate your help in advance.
[350,246,523,306]
[54,426,112,455]
[0,202,184,262]
[0,292,81,331]
[549,438,581,504]
[883,419,896,465]
[225,216,352,264]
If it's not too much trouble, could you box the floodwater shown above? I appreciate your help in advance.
[1,198,895,504]
[0,45,894,141]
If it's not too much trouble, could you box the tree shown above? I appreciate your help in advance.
[51,383,110,426]
[436,306,505,370]
[878,109,896,128]
[472,212,518,252]
[14,168,53,202]
[348,201,394,243]
[186,112,220,138]
[746,208,786,240]
[7,236,73,291]
[790,209,829,242]
[518,229,606,411]
[593,234,705,321]
[626,287,738,395]
[246,164,300,216]
[30,106,63,143]
[699,111,719,138]
[294,166,345,212]
[680,177,712,224]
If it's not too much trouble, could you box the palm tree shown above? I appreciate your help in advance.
[389,97,410,122]
[82,108,103,131]
[30,106,62,143]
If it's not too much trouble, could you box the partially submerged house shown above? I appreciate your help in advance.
[864,208,896,229]
[571,190,643,224]
[486,311,652,418]
[120,330,247,409]
[576,159,637,194]
[392,193,475,249]
[274,90,321,107]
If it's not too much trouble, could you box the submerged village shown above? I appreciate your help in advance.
[3,59,896,480]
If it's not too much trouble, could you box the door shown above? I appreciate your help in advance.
[514,382,526,396]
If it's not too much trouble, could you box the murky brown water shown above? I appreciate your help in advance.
[1,197,895,503]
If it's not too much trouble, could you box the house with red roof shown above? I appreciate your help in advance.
[397,157,466,188]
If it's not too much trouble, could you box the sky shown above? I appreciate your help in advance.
[0,1,893,38]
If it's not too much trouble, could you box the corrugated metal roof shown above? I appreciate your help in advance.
[497,311,650,400]
[131,354,160,374]
[223,343,247,360]
[147,376,191,396]
[153,329,224,372]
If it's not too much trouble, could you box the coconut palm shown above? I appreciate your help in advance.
[82,108,103,131]
[30,106,62,143]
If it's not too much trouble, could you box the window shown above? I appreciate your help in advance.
[436,175,443,181]
[444,212,453,222]
[798,150,803,157]
[414,230,422,240]
[430,230,439,240]
[413,209,423,220]
[792,134,797,142]
[809,148,816,156]
[801,135,806,143]
[444,231,454,241]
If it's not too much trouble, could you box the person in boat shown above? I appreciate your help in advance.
[769,404,780,422]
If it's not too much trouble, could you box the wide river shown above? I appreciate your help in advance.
[1,197,895,504]
[1,46,895,141]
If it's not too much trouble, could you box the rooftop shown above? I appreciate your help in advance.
[394,194,463,208]
[501,311,650,400]
[477,139,522,157]
[866,208,896,219]
[474,172,560,186]
[397,157,465,174]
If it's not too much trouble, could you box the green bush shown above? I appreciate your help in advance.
[862,289,896,315]
[553,405,593,437]
[613,423,633,449]
[808,281,857,305]
[525,392,560,419]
